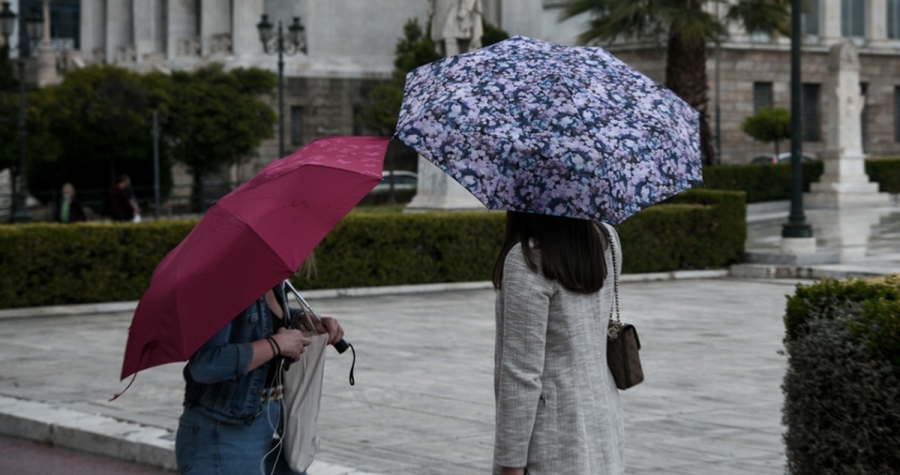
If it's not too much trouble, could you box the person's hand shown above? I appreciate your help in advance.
[272,327,311,361]
[313,316,344,345]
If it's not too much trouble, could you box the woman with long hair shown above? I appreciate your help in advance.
[492,212,624,475]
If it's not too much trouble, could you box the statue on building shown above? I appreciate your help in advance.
[406,3,487,211]
[431,0,484,56]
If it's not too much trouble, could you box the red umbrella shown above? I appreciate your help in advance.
[120,136,389,380]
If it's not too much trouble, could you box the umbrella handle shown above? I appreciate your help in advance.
[283,280,351,354]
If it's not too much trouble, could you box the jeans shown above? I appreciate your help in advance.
[176,399,307,475]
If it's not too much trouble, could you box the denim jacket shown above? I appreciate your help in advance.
[183,292,282,425]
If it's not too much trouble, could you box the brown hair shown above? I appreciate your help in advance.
[492,211,608,294]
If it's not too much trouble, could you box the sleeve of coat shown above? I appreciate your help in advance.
[187,314,254,384]
[494,247,554,467]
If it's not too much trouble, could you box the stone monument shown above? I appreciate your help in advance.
[27,0,60,87]
[805,41,889,208]
[431,0,484,56]
[405,0,486,212]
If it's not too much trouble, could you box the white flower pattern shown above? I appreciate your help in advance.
[396,36,703,224]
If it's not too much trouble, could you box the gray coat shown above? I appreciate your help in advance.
[493,223,625,475]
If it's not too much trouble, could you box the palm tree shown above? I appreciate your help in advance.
[562,0,792,165]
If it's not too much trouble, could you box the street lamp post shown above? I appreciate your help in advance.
[0,2,44,223]
[256,15,306,159]
[782,0,813,240]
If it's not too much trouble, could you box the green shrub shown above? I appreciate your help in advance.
[785,276,900,352]
[0,221,196,309]
[0,189,745,308]
[618,189,746,273]
[782,278,900,474]
[702,162,823,203]
[782,304,900,474]
[865,157,900,193]
[704,157,900,203]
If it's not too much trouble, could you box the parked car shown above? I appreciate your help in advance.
[750,152,817,164]
[373,170,417,191]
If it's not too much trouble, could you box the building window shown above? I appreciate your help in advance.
[802,83,822,142]
[841,0,865,37]
[352,106,363,136]
[20,0,80,49]
[753,82,774,112]
[803,0,820,35]
[291,106,303,144]
[890,0,900,39]
[895,87,900,142]
[860,83,868,152]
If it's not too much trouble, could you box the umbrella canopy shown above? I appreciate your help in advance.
[396,36,703,224]
[121,136,388,380]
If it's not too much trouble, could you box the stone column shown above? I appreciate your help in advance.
[200,0,231,56]
[133,0,155,62]
[867,0,888,47]
[231,0,264,58]
[80,0,106,63]
[168,0,200,60]
[33,0,58,86]
[806,41,890,208]
[106,0,134,64]
[820,0,843,44]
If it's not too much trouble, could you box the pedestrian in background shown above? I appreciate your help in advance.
[54,183,86,224]
[108,175,135,222]
[492,213,625,475]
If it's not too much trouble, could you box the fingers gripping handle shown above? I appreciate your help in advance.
[283,280,351,354]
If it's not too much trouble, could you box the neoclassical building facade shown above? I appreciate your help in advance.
[610,0,900,162]
[4,0,589,180]
[6,0,899,169]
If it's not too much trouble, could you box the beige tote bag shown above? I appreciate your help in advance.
[281,330,328,473]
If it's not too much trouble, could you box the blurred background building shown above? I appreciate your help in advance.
[2,0,899,169]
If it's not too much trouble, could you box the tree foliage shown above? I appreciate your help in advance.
[359,17,509,136]
[561,0,791,165]
[0,65,159,205]
[741,106,790,155]
[360,18,440,135]
[19,65,169,208]
[159,64,276,210]
[482,20,511,47]
[0,63,276,213]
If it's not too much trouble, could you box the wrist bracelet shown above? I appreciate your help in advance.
[267,336,282,356]
[264,337,278,358]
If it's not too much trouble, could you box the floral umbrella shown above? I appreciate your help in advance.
[395,36,703,224]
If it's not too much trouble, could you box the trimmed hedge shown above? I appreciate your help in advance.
[703,157,900,203]
[0,189,745,308]
[702,162,823,203]
[0,221,194,309]
[866,157,900,194]
[782,276,900,473]
[619,188,746,273]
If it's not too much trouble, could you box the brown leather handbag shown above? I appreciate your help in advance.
[604,226,644,390]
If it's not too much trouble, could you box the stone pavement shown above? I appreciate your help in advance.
[739,198,900,278]
[1,198,898,474]
[1,277,804,474]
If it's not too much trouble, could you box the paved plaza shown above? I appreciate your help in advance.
[1,278,802,474]
[0,200,898,474]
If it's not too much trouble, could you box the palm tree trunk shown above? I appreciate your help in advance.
[665,34,716,166]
